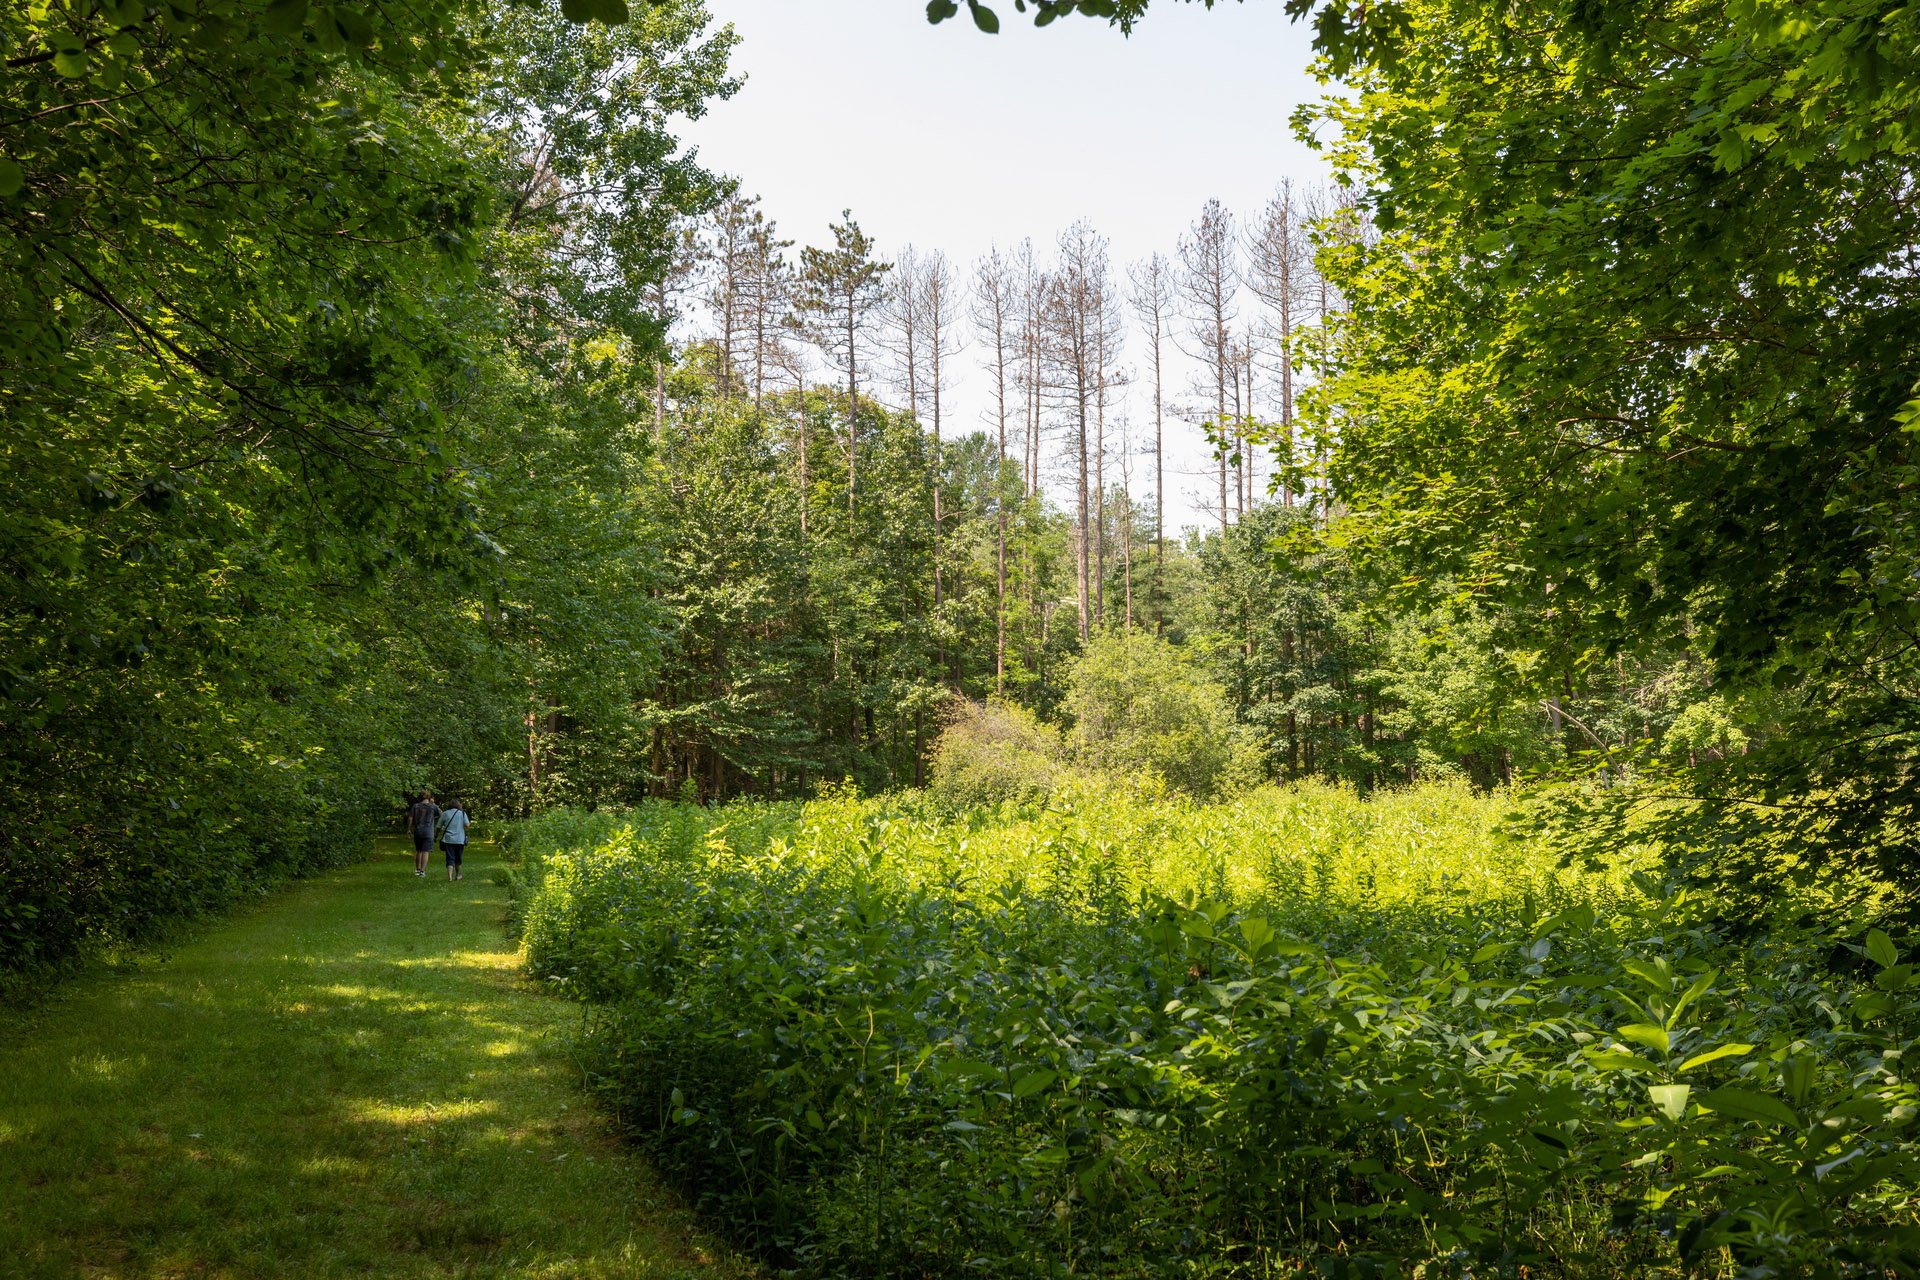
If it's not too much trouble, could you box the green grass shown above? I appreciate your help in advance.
[0,838,755,1280]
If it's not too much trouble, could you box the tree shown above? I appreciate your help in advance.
[1063,632,1248,797]
[705,194,758,397]
[742,208,796,412]
[1246,182,1312,506]
[795,212,890,519]
[884,244,929,421]
[1039,221,1121,643]
[973,248,1020,696]
[1298,0,1920,900]
[1175,199,1240,534]
[1128,253,1174,630]
[0,0,740,971]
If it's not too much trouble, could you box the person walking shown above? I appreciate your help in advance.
[437,799,470,882]
[407,791,440,877]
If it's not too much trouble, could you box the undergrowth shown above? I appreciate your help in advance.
[509,782,1920,1277]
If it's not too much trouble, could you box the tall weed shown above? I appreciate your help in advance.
[510,783,1920,1276]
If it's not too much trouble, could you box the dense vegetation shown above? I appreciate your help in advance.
[510,788,1920,1276]
[10,0,1920,1271]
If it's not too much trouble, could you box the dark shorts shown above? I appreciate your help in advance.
[413,833,434,853]
[443,842,464,867]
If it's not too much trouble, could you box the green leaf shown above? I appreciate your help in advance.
[1698,1087,1799,1129]
[1866,928,1899,969]
[329,7,372,44]
[263,0,308,35]
[1614,1023,1670,1054]
[1586,1049,1651,1071]
[0,159,22,199]
[1621,958,1672,992]
[1678,1042,1753,1073]
[966,0,1001,32]
[53,48,89,77]
[926,0,960,19]
[558,0,627,21]
[1667,968,1716,1026]
[1649,1082,1690,1121]
[1012,1068,1057,1097]
[1238,916,1276,958]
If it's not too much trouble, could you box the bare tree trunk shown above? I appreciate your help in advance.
[1095,336,1107,630]
[1120,424,1134,633]
[1042,222,1118,644]
[1129,253,1170,635]
[974,249,1015,698]
[1177,199,1240,536]
[845,292,858,519]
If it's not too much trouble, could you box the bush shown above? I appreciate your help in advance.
[511,791,1920,1277]
[928,698,1069,808]
[1063,632,1259,798]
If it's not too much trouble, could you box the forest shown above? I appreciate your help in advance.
[4,0,1920,1274]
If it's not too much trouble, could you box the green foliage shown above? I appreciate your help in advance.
[1295,0,1920,896]
[0,0,739,975]
[928,698,1069,809]
[514,789,1920,1275]
[1063,631,1256,797]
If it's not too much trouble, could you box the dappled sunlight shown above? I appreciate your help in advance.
[66,1052,141,1083]
[387,948,517,972]
[315,983,444,1014]
[297,1154,369,1179]
[343,1098,504,1129]
[0,852,750,1278]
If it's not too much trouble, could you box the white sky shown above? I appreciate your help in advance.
[676,0,1335,535]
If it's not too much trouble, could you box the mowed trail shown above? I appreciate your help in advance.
[0,840,753,1280]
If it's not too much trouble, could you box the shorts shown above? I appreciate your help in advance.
[413,833,434,854]
[443,842,465,867]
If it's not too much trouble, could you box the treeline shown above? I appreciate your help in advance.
[10,0,1910,975]
[0,0,738,973]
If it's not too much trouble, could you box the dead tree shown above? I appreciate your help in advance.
[744,207,794,414]
[1247,181,1312,505]
[1127,252,1172,632]
[1040,221,1122,643]
[1176,198,1240,534]
[972,247,1018,696]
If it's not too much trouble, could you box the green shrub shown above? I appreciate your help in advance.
[513,788,1920,1276]
[928,697,1070,808]
[1062,632,1260,798]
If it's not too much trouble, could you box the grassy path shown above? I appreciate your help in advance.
[0,840,754,1280]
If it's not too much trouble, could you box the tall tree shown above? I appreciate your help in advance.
[1246,181,1312,506]
[920,249,963,620]
[1176,199,1240,534]
[1128,253,1173,631]
[795,212,890,519]
[973,248,1019,696]
[1040,221,1120,643]
[706,194,757,397]
[743,210,796,413]
[884,244,928,420]
[1300,0,1920,901]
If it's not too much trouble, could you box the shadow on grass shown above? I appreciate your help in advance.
[0,844,751,1280]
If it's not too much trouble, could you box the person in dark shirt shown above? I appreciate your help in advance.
[407,792,440,878]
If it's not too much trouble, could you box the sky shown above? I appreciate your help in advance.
[675,0,1336,534]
